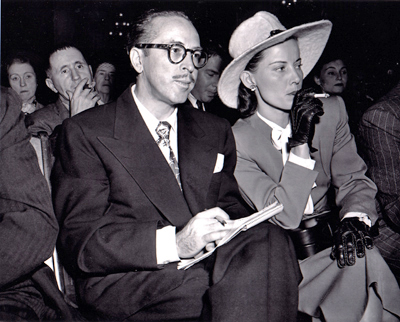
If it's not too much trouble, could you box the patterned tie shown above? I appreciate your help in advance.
[156,121,182,190]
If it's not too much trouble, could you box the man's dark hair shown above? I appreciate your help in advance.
[126,9,191,54]
[45,44,88,77]
[201,39,230,71]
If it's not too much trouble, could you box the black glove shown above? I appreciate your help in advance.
[288,88,324,152]
[330,218,374,268]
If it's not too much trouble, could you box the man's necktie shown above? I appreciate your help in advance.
[156,121,182,190]
[196,100,205,111]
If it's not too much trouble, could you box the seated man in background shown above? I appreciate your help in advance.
[26,44,100,137]
[358,79,400,286]
[51,9,301,322]
[0,87,76,321]
[183,39,240,125]
[93,59,117,104]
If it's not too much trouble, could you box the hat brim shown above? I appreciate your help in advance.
[218,20,332,109]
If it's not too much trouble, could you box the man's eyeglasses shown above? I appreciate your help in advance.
[135,43,208,69]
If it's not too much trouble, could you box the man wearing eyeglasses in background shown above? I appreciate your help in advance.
[51,9,301,321]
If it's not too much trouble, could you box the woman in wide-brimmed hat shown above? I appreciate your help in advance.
[219,11,400,321]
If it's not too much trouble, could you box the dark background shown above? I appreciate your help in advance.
[2,0,400,106]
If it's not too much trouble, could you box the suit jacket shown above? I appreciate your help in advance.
[52,86,248,319]
[0,87,75,320]
[233,95,378,230]
[180,97,240,126]
[25,98,69,136]
[359,81,400,230]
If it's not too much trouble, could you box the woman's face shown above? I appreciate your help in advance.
[315,59,347,95]
[247,39,303,112]
[8,62,37,103]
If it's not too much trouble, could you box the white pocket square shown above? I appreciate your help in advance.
[213,153,224,173]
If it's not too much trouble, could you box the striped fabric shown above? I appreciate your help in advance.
[358,81,400,285]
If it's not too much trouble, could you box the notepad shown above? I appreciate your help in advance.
[177,201,284,270]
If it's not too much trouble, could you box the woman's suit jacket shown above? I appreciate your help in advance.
[233,95,378,230]
[51,86,249,319]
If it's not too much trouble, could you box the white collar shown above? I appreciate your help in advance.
[131,84,178,136]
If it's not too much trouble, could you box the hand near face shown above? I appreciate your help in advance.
[176,207,233,258]
[288,88,324,152]
[67,78,100,117]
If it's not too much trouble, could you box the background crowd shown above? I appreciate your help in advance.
[2,1,400,321]
[2,0,400,113]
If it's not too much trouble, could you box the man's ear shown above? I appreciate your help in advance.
[129,48,143,74]
[45,78,58,93]
[314,75,321,86]
[240,71,256,90]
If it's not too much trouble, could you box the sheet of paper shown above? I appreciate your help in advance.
[177,202,283,270]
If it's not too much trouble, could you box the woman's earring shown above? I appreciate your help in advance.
[250,85,256,92]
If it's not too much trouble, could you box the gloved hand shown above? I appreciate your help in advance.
[330,218,374,268]
[288,88,324,152]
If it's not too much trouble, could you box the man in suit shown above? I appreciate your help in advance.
[51,10,301,321]
[358,80,400,285]
[0,87,76,320]
[26,45,100,137]
[184,40,240,125]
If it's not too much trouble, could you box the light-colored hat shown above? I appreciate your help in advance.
[218,11,332,108]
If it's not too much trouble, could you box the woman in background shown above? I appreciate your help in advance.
[6,52,44,114]
[313,54,348,96]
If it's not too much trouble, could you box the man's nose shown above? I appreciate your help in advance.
[181,54,195,73]
[212,77,220,88]
[71,68,81,80]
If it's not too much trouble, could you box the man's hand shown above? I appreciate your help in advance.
[67,78,100,117]
[288,88,324,152]
[176,208,233,259]
[330,218,374,268]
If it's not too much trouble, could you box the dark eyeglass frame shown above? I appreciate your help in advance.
[134,43,208,69]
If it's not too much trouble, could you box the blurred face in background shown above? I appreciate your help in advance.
[8,62,37,103]
[191,54,222,103]
[94,62,116,96]
[314,59,348,95]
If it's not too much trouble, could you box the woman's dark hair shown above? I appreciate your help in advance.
[6,54,31,73]
[237,50,265,118]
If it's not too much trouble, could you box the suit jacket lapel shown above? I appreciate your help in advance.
[250,114,284,182]
[97,87,192,229]
[178,107,216,215]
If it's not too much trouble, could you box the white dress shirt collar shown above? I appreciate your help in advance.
[131,85,178,159]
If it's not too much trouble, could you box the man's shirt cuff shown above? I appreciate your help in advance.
[156,226,180,265]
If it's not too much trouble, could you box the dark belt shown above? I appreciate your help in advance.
[289,210,339,260]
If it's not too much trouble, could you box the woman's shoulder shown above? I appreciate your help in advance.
[232,114,258,134]
[320,95,347,120]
